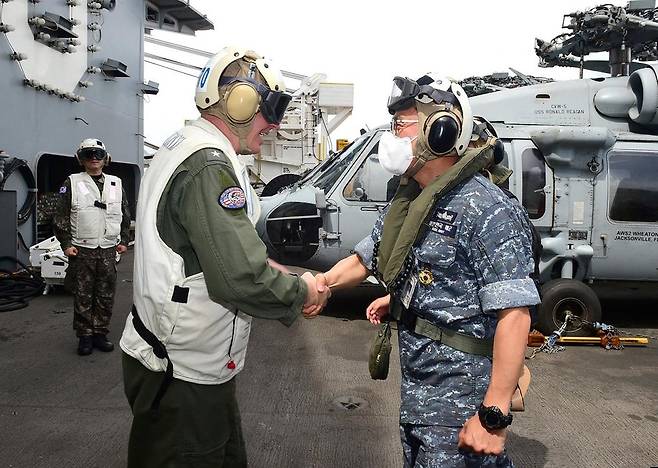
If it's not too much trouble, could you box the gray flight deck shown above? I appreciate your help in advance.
[0,252,657,468]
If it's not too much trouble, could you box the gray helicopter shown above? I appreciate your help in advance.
[256,1,658,335]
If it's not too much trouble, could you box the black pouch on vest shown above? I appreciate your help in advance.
[368,322,392,380]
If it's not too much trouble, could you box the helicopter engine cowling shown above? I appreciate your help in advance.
[594,64,658,126]
[593,86,636,118]
[627,65,658,125]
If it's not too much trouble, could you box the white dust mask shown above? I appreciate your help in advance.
[378,131,417,176]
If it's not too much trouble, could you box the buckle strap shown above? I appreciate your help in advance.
[392,299,493,357]
[414,317,493,357]
[131,305,173,411]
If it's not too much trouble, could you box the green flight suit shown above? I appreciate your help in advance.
[123,148,307,468]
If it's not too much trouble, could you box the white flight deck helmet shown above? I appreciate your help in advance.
[387,74,474,176]
[75,138,109,165]
[195,46,291,154]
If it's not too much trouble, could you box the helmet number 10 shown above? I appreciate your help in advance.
[198,67,211,91]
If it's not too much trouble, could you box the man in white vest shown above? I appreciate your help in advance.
[54,138,130,356]
[119,47,328,467]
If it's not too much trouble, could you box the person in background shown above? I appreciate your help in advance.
[54,138,130,356]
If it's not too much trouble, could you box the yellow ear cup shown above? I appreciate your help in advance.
[225,82,260,123]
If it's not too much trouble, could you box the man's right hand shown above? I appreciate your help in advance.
[315,272,329,292]
[64,246,78,257]
[458,413,507,456]
[301,272,330,318]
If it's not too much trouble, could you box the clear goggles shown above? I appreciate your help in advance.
[387,76,460,115]
[220,77,292,124]
[387,76,420,115]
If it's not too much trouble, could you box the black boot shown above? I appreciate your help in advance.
[92,334,114,352]
[77,336,93,356]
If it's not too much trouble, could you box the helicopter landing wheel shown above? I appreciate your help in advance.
[536,279,602,337]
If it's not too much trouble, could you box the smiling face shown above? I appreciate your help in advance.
[244,112,278,154]
[203,111,279,155]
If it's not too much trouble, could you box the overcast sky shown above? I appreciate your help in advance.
[144,0,624,147]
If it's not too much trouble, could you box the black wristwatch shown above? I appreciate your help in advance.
[478,404,513,430]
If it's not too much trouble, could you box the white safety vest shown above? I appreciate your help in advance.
[69,172,123,249]
[120,118,261,385]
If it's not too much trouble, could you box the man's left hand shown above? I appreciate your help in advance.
[116,244,128,254]
[457,413,506,456]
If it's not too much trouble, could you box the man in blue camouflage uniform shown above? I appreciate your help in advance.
[316,75,539,467]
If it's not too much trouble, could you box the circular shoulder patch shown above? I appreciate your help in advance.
[219,186,246,210]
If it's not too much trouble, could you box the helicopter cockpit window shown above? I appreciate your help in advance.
[312,134,370,194]
[521,148,546,219]
[609,152,658,223]
[343,143,395,202]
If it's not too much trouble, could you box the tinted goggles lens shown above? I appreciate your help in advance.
[260,90,292,124]
[387,76,420,115]
[78,148,106,160]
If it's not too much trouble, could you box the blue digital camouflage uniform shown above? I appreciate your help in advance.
[355,172,540,468]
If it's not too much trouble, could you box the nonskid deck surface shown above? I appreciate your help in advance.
[0,252,657,468]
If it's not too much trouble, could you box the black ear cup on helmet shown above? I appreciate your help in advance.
[492,139,505,164]
[425,113,461,155]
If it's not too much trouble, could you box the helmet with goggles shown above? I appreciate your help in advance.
[387,74,473,157]
[76,138,107,162]
[195,46,292,126]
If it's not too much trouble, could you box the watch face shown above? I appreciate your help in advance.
[484,411,501,428]
[479,404,511,429]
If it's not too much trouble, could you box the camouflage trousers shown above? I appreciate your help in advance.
[401,424,514,468]
[68,246,117,337]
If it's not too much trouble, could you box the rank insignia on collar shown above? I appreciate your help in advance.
[418,269,433,285]
[218,186,246,210]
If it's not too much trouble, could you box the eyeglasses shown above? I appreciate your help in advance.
[390,117,418,134]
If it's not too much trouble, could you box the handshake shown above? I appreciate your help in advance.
[300,272,332,318]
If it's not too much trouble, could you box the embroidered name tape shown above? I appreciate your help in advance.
[219,186,246,210]
[428,220,457,238]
